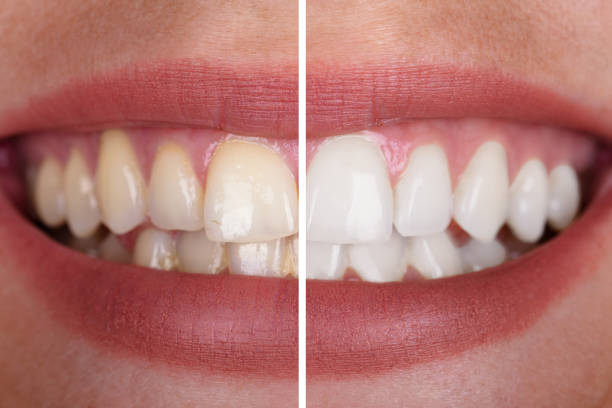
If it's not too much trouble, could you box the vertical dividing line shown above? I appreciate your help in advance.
[298,0,306,405]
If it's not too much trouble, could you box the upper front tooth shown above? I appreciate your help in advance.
[348,230,407,282]
[96,130,147,234]
[306,242,347,280]
[64,148,101,238]
[204,139,298,243]
[507,159,548,243]
[307,135,393,244]
[407,231,463,279]
[133,227,178,270]
[453,141,509,242]
[547,164,580,230]
[227,238,287,277]
[394,144,452,237]
[34,157,66,227]
[148,142,204,231]
[460,239,507,272]
[176,230,226,274]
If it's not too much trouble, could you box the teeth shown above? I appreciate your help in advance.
[148,142,204,231]
[547,164,580,230]
[176,230,226,274]
[98,234,131,263]
[33,157,66,227]
[348,230,407,282]
[307,135,393,243]
[283,235,298,277]
[133,227,178,270]
[460,239,507,272]
[96,130,147,234]
[204,139,298,243]
[507,159,548,243]
[306,242,347,280]
[227,238,287,277]
[453,141,508,242]
[407,232,463,279]
[394,144,452,236]
[64,149,101,238]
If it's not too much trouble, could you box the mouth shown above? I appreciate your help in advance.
[305,65,612,376]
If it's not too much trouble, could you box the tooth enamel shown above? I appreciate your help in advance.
[133,227,178,270]
[348,230,407,282]
[460,239,507,272]
[453,141,508,242]
[96,130,147,234]
[33,157,66,227]
[547,164,580,230]
[394,144,452,236]
[283,234,298,277]
[307,135,393,243]
[98,234,131,263]
[204,139,298,242]
[176,230,226,274]
[227,238,287,277]
[64,149,101,238]
[507,159,548,243]
[407,232,463,279]
[148,142,204,231]
[306,242,347,280]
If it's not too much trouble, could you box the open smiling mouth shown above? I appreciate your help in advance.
[1,62,611,382]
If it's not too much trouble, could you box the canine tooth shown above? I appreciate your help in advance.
[306,242,347,280]
[460,239,507,272]
[348,230,407,282]
[133,228,177,270]
[176,230,225,274]
[547,164,580,230]
[33,157,66,227]
[148,143,204,231]
[99,234,131,263]
[64,149,101,238]
[507,160,548,243]
[453,141,508,242]
[227,238,286,277]
[407,232,463,279]
[394,144,452,236]
[307,135,393,243]
[96,130,146,234]
[204,139,297,242]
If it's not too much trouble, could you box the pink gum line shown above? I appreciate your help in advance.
[307,119,596,186]
[18,128,299,183]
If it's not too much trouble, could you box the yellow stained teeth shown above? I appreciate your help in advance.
[64,148,101,238]
[34,157,66,228]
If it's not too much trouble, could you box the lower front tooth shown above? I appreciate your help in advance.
[460,239,507,272]
[34,157,66,227]
[348,230,407,282]
[306,242,347,280]
[176,230,226,274]
[99,234,131,263]
[547,164,580,230]
[133,228,178,270]
[64,148,101,238]
[407,232,463,279]
[228,239,286,277]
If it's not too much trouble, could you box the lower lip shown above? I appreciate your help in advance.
[0,193,297,378]
[307,189,612,377]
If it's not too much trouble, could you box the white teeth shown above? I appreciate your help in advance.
[307,135,393,243]
[547,164,580,230]
[64,149,101,238]
[394,144,452,236]
[204,139,298,243]
[227,238,287,277]
[98,234,131,263]
[133,227,178,270]
[306,242,347,280]
[148,143,204,231]
[176,230,226,274]
[96,130,147,234]
[33,157,66,227]
[453,141,508,242]
[348,230,407,282]
[460,239,507,272]
[507,159,548,243]
[406,232,463,279]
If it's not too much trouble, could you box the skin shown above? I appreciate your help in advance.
[1,0,612,407]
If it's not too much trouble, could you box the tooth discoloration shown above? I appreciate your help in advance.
[34,157,66,227]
